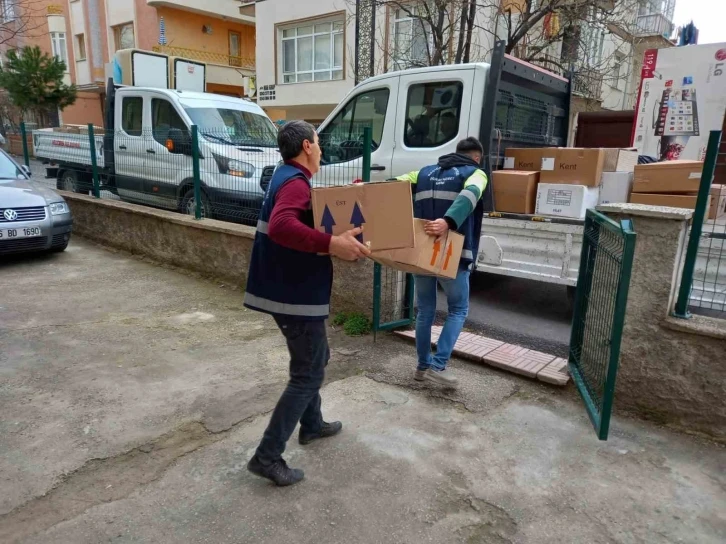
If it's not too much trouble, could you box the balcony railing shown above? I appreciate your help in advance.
[572,69,604,100]
[152,45,255,71]
[634,13,674,38]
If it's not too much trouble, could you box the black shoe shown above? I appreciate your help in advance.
[299,421,343,445]
[247,455,304,486]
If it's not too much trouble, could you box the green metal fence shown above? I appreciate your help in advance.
[674,130,725,318]
[28,120,413,331]
[569,209,636,441]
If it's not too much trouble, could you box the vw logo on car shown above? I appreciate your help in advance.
[3,209,18,221]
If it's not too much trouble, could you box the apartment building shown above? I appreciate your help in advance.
[251,0,676,126]
[0,0,74,126]
[1,0,257,127]
[60,0,257,126]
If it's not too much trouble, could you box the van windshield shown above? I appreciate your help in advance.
[183,107,278,148]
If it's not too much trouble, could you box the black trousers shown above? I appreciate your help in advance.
[255,317,329,463]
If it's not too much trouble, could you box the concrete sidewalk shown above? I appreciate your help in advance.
[1,239,724,543]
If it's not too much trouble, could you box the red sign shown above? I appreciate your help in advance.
[716,49,726,61]
[52,139,81,148]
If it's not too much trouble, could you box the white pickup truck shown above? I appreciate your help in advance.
[314,40,723,308]
[34,82,280,221]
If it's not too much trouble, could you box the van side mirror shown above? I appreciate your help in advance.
[167,128,192,155]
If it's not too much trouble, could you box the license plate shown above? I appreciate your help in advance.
[0,226,42,239]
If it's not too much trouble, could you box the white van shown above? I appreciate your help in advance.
[34,84,280,221]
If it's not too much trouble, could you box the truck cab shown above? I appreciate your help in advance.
[315,63,488,186]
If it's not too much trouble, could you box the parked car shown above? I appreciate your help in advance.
[0,149,73,255]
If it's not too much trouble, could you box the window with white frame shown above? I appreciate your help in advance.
[50,32,68,66]
[280,19,344,83]
[0,0,15,23]
[391,6,432,70]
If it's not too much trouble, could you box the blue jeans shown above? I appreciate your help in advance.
[255,317,328,463]
[414,267,470,371]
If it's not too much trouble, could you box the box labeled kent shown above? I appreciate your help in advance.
[540,148,606,187]
[311,181,414,251]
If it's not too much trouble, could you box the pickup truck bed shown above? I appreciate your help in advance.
[34,128,106,169]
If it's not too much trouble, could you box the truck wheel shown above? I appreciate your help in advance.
[58,170,81,194]
[180,188,211,219]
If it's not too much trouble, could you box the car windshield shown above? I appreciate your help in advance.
[183,107,278,148]
[0,152,24,181]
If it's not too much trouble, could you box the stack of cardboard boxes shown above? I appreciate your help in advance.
[630,161,725,220]
[492,147,638,219]
[310,181,465,279]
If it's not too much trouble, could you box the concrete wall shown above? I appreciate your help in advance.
[61,193,374,318]
[599,204,726,442]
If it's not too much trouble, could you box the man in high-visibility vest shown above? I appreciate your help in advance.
[397,137,488,388]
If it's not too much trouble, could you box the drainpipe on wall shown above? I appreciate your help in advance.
[87,0,105,82]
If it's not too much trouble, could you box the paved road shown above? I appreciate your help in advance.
[438,272,573,357]
[3,240,725,544]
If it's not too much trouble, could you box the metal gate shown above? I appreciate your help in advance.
[569,209,636,440]
[372,265,415,334]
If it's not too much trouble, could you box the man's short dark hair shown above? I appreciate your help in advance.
[456,136,484,156]
[278,120,316,161]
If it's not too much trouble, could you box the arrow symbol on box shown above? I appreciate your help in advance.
[350,201,365,242]
[443,242,453,270]
[320,204,336,234]
[430,240,441,266]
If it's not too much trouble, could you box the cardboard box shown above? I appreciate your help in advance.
[632,160,703,194]
[629,192,710,211]
[535,183,600,219]
[539,148,606,187]
[602,148,639,173]
[598,172,633,205]
[311,181,414,251]
[371,219,465,279]
[492,170,540,214]
[708,184,726,220]
[503,147,548,171]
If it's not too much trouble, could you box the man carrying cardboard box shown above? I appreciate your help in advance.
[244,121,370,486]
[396,137,488,388]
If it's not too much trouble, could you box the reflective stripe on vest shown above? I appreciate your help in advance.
[243,292,330,317]
[415,190,460,202]
[256,220,269,234]
[461,249,473,260]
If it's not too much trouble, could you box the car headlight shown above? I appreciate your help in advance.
[213,154,255,178]
[49,202,70,215]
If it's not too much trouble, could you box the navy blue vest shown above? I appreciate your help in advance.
[413,163,484,268]
[244,164,333,320]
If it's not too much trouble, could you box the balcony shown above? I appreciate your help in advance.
[152,45,255,89]
[147,0,254,24]
[634,13,674,38]
[572,69,604,101]
[153,45,255,71]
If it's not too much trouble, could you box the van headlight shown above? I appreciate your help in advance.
[49,202,70,215]
[213,154,255,178]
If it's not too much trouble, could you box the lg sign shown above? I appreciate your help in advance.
[716,49,726,62]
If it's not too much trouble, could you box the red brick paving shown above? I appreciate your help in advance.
[393,329,570,386]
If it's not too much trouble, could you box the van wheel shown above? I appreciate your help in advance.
[180,188,211,218]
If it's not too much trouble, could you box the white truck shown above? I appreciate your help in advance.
[34,50,280,221]
[313,40,722,307]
